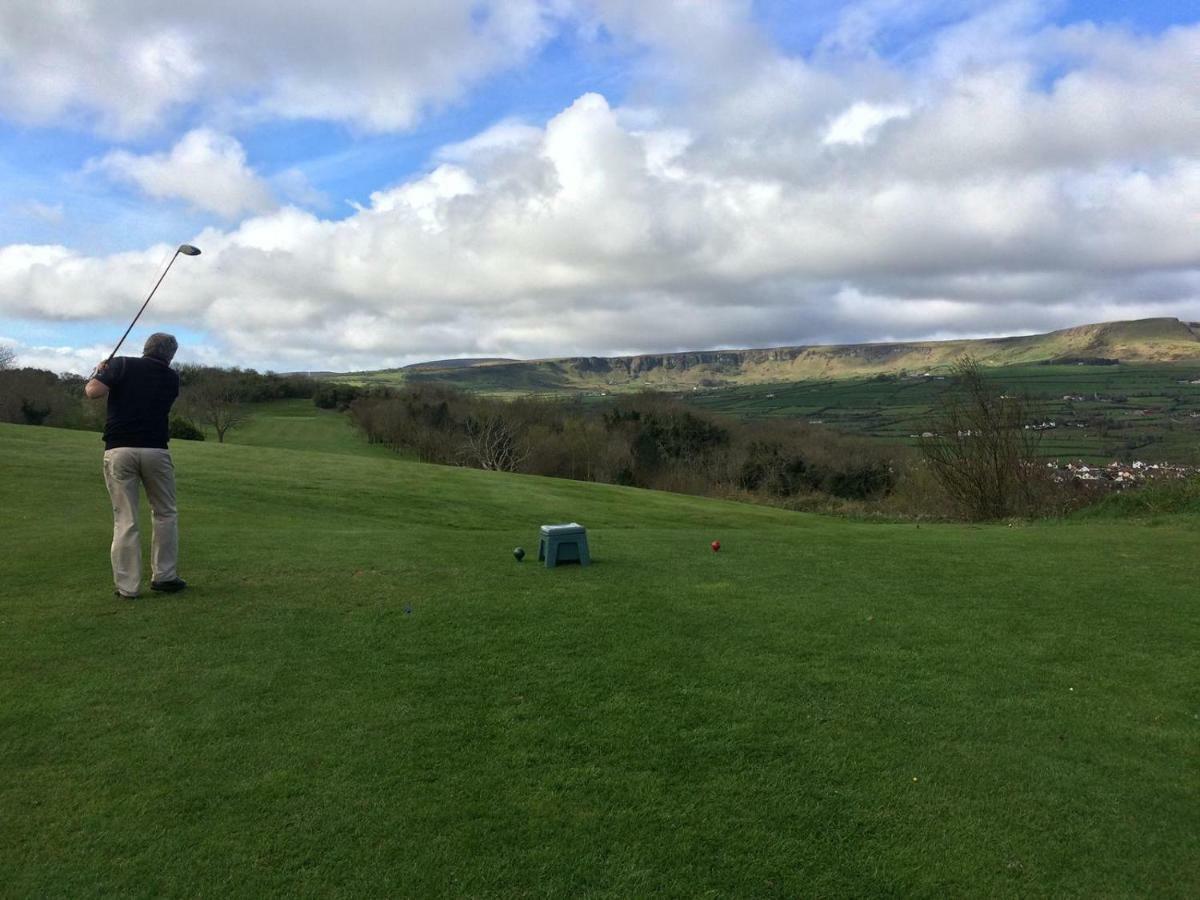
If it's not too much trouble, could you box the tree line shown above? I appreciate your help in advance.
[0,358,316,443]
[348,385,900,504]
[0,346,1126,520]
[347,362,1108,520]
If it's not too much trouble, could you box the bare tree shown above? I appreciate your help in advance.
[0,344,14,370]
[462,412,528,472]
[181,368,250,443]
[919,356,1045,519]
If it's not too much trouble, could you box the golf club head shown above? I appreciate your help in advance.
[177,244,202,256]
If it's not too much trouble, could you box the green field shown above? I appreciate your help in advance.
[339,360,577,395]
[2,421,1197,897]
[689,363,1200,464]
[220,398,394,458]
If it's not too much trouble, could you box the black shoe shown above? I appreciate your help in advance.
[151,578,187,593]
[114,589,139,599]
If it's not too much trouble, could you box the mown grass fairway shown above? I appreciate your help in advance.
[1,422,1197,897]
[221,398,395,458]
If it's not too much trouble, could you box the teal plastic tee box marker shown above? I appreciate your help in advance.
[538,523,590,568]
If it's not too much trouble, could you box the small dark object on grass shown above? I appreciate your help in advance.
[513,547,526,562]
[711,540,721,552]
[403,605,412,615]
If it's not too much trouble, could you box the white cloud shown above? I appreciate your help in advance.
[0,5,1198,371]
[0,0,559,136]
[271,168,330,211]
[5,340,110,375]
[88,129,275,219]
[823,101,910,145]
[437,119,544,163]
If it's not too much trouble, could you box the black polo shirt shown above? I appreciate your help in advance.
[96,356,180,450]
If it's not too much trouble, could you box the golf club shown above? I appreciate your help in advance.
[105,243,201,363]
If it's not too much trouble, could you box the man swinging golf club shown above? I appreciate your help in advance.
[84,243,200,598]
[87,332,187,598]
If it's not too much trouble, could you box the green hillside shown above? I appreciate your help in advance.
[339,317,1200,394]
[691,362,1200,464]
[2,423,1197,896]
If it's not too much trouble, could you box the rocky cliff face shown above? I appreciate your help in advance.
[550,318,1200,382]
[559,342,943,379]
[390,317,1200,392]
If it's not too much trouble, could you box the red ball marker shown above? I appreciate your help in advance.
[711,540,721,552]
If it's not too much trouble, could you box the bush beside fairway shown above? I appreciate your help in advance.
[1,422,1197,897]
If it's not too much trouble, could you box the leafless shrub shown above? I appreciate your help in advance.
[919,356,1049,519]
[461,412,528,472]
[179,367,250,442]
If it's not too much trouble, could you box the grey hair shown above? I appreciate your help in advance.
[143,332,178,363]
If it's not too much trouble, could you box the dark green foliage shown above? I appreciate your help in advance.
[169,415,205,441]
[737,441,810,495]
[595,398,736,492]
[827,460,895,499]
[312,383,365,410]
[351,384,896,506]
[177,365,316,401]
[1043,356,1119,366]
[19,397,50,425]
[0,368,94,430]
[1074,476,1200,519]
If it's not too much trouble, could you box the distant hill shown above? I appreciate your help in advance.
[403,357,517,371]
[340,317,1200,393]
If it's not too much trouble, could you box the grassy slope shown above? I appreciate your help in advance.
[220,398,394,457]
[2,423,1198,897]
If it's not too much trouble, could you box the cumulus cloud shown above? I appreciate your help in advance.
[0,0,558,136]
[88,129,275,219]
[436,119,544,163]
[5,341,111,375]
[823,102,910,146]
[1,3,1198,371]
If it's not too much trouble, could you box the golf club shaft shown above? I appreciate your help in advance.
[106,250,182,363]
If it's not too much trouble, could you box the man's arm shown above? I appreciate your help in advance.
[85,362,111,399]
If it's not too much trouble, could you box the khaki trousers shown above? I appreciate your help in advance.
[102,448,179,596]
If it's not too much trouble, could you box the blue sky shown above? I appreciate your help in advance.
[1,0,1198,372]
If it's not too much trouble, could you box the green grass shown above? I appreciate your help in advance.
[219,398,393,458]
[689,363,1200,464]
[2,422,1198,897]
[1072,477,1200,521]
